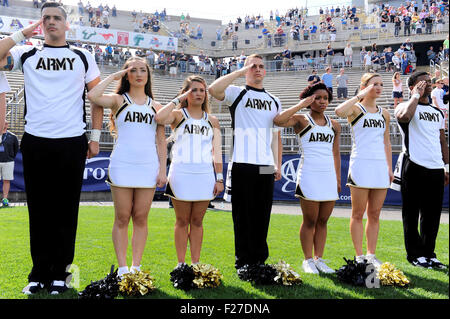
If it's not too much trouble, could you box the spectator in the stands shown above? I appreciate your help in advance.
[384,47,395,72]
[403,12,412,36]
[364,50,373,72]
[336,68,348,100]
[344,43,353,67]
[427,46,437,63]
[326,43,334,68]
[392,72,403,108]
[321,67,333,96]
[371,51,381,72]
[394,16,401,37]
[282,46,292,71]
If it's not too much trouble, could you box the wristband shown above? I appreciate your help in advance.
[216,172,224,182]
[90,129,101,142]
[412,93,421,100]
[171,98,180,105]
[445,164,449,174]
[10,31,26,44]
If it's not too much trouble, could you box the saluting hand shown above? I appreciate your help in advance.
[22,18,43,39]
[411,80,426,98]
[298,94,316,109]
[112,67,132,81]
[236,63,254,77]
[357,84,375,99]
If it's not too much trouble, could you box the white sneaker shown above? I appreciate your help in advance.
[366,254,382,268]
[314,258,335,273]
[355,255,366,263]
[302,258,319,274]
[130,265,141,273]
[118,266,129,278]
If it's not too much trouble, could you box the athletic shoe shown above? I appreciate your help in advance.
[2,198,9,207]
[130,265,141,273]
[22,282,44,295]
[410,257,432,268]
[48,280,69,295]
[207,202,215,209]
[428,258,447,269]
[366,254,383,269]
[314,258,335,273]
[355,255,366,264]
[302,258,319,274]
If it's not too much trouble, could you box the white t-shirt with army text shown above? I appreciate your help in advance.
[396,103,445,169]
[10,44,100,138]
[224,85,281,166]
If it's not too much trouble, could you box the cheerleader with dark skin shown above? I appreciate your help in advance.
[274,83,341,274]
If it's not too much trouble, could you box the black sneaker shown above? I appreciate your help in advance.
[22,282,44,295]
[48,280,69,295]
[428,258,447,269]
[207,203,215,209]
[410,257,433,269]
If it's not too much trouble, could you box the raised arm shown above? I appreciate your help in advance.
[154,89,191,125]
[273,95,315,127]
[0,19,42,71]
[86,68,131,110]
[335,84,374,118]
[208,63,253,101]
[395,80,426,123]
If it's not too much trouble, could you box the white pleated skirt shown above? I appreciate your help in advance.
[347,157,390,189]
[106,159,159,188]
[165,163,215,201]
[295,169,339,202]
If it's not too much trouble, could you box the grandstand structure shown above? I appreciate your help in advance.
[1,0,449,155]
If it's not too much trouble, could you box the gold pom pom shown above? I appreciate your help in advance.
[118,270,156,296]
[273,260,303,286]
[192,263,223,288]
[377,262,410,287]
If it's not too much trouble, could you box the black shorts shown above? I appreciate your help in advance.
[393,91,403,99]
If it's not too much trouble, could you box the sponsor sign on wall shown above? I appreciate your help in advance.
[0,15,178,51]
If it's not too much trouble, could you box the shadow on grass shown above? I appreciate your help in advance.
[184,283,264,299]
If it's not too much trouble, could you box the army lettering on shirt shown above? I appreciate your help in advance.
[183,124,211,136]
[244,98,273,111]
[124,111,154,125]
[308,132,334,143]
[419,112,440,122]
[35,57,76,71]
[362,118,385,128]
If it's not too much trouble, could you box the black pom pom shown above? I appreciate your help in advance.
[237,264,278,285]
[170,263,195,291]
[79,265,120,299]
[336,257,374,287]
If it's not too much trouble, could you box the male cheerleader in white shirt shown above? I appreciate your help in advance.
[0,2,103,294]
[395,71,449,269]
[208,54,282,271]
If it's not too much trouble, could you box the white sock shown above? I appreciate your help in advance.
[118,266,129,276]
[366,254,375,258]
[130,265,141,272]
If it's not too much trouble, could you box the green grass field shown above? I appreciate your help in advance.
[0,206,448,299]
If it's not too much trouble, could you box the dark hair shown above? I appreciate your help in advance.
[109,57,154,137]
[178,75,210,113]
[115,57,153,98]
[408,71,429,87]
[41,2,67,19]
[299,82,333,103]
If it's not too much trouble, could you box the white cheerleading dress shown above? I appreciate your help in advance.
[295,114,339,201]
[165,108,215,201]
[347,103,390,189]
[106,93,160,188]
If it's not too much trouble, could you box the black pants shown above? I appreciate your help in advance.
[20,132,88,283]
[400,158,445,262]
[231,163,274,268]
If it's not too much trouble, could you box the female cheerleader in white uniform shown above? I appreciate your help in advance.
[274,83,341,274]
[87,57,167,277]
[335,73,393,268]
[155,75,224,266]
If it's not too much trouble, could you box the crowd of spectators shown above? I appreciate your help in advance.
[374,1,449,36]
